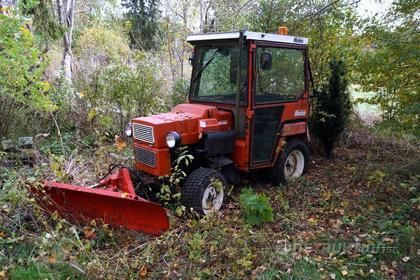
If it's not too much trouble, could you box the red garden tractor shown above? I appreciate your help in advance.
[37,28,311,235]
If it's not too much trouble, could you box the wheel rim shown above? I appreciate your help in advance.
[202,181,224,214]
[284,150,305,179]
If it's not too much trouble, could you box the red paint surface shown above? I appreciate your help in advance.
[36,168,169,236]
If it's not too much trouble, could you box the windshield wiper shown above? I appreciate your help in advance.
[192,49,220,83]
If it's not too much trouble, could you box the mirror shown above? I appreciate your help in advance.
[260,52,272,70]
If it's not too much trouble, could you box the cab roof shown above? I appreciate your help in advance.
[187,31,309,45]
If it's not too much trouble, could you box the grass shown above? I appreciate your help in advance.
[0,125,419,279]
[10,262,84,280]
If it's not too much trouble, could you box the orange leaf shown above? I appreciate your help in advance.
[48,255,57,264]
[0,270,5,280]
[115,135,126,151]
[0,232,6,238]
[139,265,147,278]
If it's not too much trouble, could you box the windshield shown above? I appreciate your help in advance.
[190,44,248,104]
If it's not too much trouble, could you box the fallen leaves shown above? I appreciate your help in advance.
[114,135,126,151]
[84,227,96,240]
[139,265,147,278]
[48,254,57,264]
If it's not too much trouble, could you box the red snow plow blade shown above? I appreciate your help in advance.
[34,168,169,236]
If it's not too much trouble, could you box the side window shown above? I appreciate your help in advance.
[255,47,305,104]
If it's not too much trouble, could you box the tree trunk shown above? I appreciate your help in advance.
[56,0,75,86]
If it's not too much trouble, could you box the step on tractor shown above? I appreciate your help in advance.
[36,27,312,235]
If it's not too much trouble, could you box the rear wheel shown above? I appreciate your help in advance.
[271,139,310,185]
[181,168,226,215]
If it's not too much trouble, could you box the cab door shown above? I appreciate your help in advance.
[250,44,307,167]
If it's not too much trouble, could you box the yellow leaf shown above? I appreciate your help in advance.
[0,270,5,279]
[308,217,318,226]
[0,232,6,238]
[87,108,97,122]
[321,190,332,201]
[341,270,348,276]
[41,81,51,91]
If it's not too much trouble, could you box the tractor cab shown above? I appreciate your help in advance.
[186,30,310,172]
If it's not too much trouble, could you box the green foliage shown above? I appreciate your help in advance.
[26,0,64,48]
[10,262,83,280]
[89,60,162,133]
[0,168,27,205]
[73,25,163,137]
[258,268,279,280]
[283,260,320,280]
[356,0,419,136]
[157,147,193,215]
[74,26,131,63]
[248,0,361,84]
[0,14,56,137]
[171,79,189,106]
[122,0,160,50]
[239,188,273,225]
[188,231,207,263]
[311,58,351,157]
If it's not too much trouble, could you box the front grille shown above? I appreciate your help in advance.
[134,146,157,167]
[133,123,154,144]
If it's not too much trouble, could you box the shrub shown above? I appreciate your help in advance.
[0,14,56,138]
[239,188,273,225]
[73,25,164,137]
[171,79,189,106]
[311,58,351,157]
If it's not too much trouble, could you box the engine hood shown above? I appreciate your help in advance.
[132,103,233,148]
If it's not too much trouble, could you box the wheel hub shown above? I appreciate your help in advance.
[202,182,224,214]
[285,150,305,179]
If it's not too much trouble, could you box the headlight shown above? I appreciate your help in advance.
[165,132,181,148]
[124,123,132,137]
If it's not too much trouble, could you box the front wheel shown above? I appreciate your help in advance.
[271,139,310,185]
[181,168,226,215]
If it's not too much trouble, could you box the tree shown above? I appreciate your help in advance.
[311,58,351,157]
[122,0,160,50]
[356,0,419,135]
[159,0,196,81]
[248,0,362,84]
[55,0,75,85]
[26,0,64,51]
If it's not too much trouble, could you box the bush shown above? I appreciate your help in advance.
[0,14,56,138]
[85,60,163,134]
[73,25,164,137]
[239,188,273,225]
[171,79,189,106]
[311,58,351,157]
